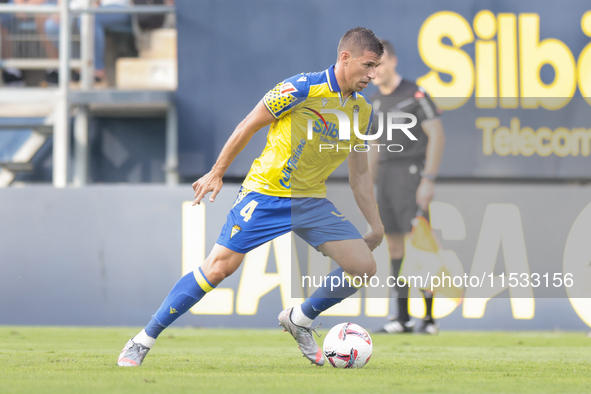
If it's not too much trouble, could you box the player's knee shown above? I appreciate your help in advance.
[346,255,376,279]
[202,245,245,285]
[365,260,377,278]
[203,264,228,284]
[202,257,238,284]
[366,251,378,277]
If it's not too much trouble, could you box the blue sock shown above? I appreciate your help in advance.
[300,268,360,320]
[144,268,215,338]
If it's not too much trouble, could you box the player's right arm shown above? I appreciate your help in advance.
[367,101,381,184]
[368,142,380,184]
[347,149,384,251]
[193,74,309,205]
[192,100,276,205]
[414,89,445,211]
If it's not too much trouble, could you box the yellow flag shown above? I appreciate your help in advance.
[401,214,464,318]
[410,216,440,253]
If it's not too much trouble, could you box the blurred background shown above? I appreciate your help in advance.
[1,0,591,331]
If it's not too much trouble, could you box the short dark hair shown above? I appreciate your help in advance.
[380,39,396,58]
[337,27,384,59]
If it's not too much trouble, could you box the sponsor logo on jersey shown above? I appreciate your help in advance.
[303,107,343,142]
[308,107,417,142]
[313,119,340,141]
[279,139,306,189]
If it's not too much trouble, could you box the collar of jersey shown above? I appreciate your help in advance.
[326,64,358,100]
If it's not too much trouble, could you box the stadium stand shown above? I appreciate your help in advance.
[0,0,82,86]
[116,0,176,89]
[116,28,176,89]
[0,0,177,186]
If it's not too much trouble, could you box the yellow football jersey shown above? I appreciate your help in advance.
[242,65,374,198]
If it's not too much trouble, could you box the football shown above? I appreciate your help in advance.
[322,322,373,368]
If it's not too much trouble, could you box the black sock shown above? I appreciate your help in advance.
[397,285,410,322]
[391,258,409,322]
[422,289,434,321]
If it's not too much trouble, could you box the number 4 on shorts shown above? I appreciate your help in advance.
[240,200,258,222]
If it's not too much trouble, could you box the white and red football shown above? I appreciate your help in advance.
[322,322,373,368]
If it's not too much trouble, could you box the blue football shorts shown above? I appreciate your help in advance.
[216,187,363,254]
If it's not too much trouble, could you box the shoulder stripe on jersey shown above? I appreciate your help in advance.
[358,92,372,106]
[325,69,333,91]
[365,106,374,136]
[419,97,436,119]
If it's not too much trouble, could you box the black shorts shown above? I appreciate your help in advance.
[377,160,430,234]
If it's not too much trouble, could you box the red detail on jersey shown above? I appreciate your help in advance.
[280,82,298,95]
[304,107,330,134]
[414,90,425,98]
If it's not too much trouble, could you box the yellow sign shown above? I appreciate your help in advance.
[477,117,591,157]
[417,10,591,110]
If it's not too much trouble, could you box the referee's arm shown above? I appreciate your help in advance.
[416,117,445,210]
[422,118,445,178]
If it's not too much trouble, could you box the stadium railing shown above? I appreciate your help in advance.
[0,2,177,188]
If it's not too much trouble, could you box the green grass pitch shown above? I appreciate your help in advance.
[0,326,590,394]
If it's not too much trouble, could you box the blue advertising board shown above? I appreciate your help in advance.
[176,0,591,179]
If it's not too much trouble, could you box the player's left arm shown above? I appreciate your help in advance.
[347,149,384,251]
[416,117,445,211]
